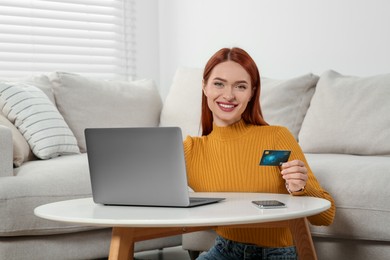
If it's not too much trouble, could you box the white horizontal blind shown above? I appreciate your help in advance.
[0,0,135,80]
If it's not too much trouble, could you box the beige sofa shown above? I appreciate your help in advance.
[0,72,181,260]
[160,68,390,260]
[1,68,389,260]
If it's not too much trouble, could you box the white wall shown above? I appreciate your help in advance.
[134,0,159,84]
[156,0,390,99]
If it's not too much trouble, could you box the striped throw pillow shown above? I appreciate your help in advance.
[0,82,80,159]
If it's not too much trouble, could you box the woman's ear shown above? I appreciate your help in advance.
[202,80,207,96]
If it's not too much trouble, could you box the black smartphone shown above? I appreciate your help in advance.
[252,200,286,209]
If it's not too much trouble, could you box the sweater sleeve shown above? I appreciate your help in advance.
[276,127,336,226]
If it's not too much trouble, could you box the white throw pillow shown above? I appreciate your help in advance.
[299,70,390,155]
[49,72,162,152]
[0,82,80,159]
[160,67,318,140]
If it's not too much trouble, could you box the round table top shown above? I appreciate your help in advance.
[34,192,330,228]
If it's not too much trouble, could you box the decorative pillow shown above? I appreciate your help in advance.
[0,75,55,165]
[49,72,162,152]
[0,82,80,159]
[160,67,318,140]
[299,70,390,155]
[0,113,35,166]
[260,74,319,140]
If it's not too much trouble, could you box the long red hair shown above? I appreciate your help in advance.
[201,47,268,136]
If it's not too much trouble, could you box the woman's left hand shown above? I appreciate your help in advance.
[280,160,308,193]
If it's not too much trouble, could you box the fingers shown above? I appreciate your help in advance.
[281,159,305,170]
[281,160,307,175]
[281,160,308,192]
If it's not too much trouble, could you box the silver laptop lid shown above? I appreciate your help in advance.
[85,127,191,207]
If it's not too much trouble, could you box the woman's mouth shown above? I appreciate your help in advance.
[217,102,237,112]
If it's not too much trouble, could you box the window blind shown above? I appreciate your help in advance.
[0,0,135,80]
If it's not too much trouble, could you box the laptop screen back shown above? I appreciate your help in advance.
[85,127,191,207]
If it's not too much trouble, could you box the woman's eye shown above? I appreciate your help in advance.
[214,82,224,87]
[236,85,248,90]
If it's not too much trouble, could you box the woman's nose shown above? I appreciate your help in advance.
[223,87,235,101]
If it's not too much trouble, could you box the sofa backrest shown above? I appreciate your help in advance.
[2,68,389,169]
[0,72,163,167]
[160,67,390,157]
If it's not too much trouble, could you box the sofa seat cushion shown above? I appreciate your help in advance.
[305,153,390,241]
[0,154,99,236]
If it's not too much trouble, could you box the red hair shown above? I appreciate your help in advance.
[201,47,268,136]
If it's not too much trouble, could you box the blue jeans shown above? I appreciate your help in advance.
[196,236,297,260]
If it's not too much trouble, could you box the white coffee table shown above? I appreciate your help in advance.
[34,192,330,260]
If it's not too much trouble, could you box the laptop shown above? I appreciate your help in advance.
[85,127,224,207]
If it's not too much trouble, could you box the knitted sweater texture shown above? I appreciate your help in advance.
[183,119,335,247]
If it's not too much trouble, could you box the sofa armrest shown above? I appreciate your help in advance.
[0,125,13,177]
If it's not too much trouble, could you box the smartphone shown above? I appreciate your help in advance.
[259,150,291,166]
[252,200,286,209]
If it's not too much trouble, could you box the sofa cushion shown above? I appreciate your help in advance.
[25,74,56,105]
[0,75,55,104]
[261,74,318,140]
[0,82,80,159]
[0,75,57,166]
[160,67,203,137]
[160,67,318,140]
[0,114,35,167]
[305,153,390,241]
[0,154,98,236]
[299,70,390,155]
[50,72,163,152]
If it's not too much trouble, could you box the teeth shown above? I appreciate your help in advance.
[219,103,234,108]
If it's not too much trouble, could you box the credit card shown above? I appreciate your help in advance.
[259,150,291,166]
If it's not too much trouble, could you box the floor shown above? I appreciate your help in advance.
[134,246,193,260]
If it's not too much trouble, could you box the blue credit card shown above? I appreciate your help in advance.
[259,150,291,166]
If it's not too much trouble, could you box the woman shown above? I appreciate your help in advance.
[183,47,335,260]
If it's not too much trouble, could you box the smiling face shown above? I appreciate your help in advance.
[203,61,254,127]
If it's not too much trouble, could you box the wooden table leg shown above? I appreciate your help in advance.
[288,218,317,260]
[109,227,135,260]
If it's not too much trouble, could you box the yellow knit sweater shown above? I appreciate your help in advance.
[183,119,335,247]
